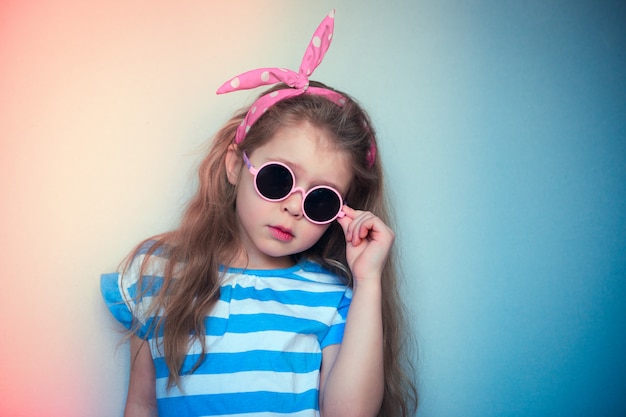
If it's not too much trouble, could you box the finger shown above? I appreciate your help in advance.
[356,213,377,244]
[336,211,352,239]
[337,204,362,241]
[346,212,373,246]
[340,204,359,219]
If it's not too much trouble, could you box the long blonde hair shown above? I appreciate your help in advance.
[123,82,418,416]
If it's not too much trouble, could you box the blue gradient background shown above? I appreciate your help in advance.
[1,0,624,416]
[400,2,626,416]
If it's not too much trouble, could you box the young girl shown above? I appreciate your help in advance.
[102,11,417,417]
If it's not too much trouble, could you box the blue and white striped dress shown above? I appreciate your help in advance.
[101,251,352,417]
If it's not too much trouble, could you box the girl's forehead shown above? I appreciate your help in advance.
[253,122,353,190]
[260,121,341,156]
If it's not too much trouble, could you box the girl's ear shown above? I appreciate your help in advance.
[225,143,243,185]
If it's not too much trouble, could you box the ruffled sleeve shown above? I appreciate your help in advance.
[320,286,353,348]
[101,271,134,330]
[100,246,167,338]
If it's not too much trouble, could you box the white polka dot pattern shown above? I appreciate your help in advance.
[216,10,346,145]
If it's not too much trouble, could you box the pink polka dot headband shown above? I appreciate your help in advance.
[216,10,377,168]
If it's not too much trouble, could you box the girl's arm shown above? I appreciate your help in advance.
[124,335,158,417]
[319,206,390,417]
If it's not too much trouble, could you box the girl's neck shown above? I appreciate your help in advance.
[225,247,296,271]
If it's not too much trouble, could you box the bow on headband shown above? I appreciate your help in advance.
[216,10,376,167]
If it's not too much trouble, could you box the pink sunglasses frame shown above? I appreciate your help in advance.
[243,152,346,225]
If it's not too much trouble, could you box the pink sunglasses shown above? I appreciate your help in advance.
[243,152,346,225]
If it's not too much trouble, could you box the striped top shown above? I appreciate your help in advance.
[101,250,352,417]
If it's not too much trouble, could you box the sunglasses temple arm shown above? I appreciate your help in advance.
[242,152,259,175]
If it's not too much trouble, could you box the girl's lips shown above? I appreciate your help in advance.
[268,226,294,242]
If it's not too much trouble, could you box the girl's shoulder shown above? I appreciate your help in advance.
[109,239,172,286]
[224,258,348,287]
[103,239,170,305]
[296,260,350,286]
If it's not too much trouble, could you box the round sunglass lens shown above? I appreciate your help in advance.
[256,164,293,200]
[304,188,341,223]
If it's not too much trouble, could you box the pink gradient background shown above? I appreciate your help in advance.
[0,1,339,415]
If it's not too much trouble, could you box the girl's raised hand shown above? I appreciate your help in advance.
[336,205,395,283]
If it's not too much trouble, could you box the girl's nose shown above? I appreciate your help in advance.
[280,187,305,219]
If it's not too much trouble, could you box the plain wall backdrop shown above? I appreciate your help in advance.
[1,1,624,416]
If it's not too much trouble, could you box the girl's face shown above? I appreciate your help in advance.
[226,120,353,269]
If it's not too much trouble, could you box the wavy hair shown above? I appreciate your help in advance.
[123,81,418,416]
